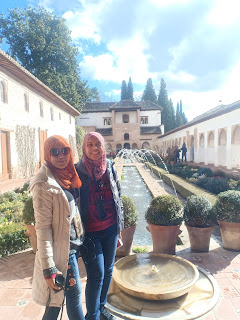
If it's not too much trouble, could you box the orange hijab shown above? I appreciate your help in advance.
[44,135,82,190]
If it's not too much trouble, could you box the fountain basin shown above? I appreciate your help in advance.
[113,253,199,300]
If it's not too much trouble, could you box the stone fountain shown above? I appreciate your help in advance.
[107,150,219,319]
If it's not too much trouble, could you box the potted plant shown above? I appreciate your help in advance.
[22,196,37,253]
[116,195,138,257]
[145,195,183,254]
[184,195,214,252]
[214,190,240,251]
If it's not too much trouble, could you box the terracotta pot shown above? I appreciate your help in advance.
[24,223,37,254]
[146,222,181,255]
[186,224,213,252]
[218,221,240,251]
[116,225,136,257]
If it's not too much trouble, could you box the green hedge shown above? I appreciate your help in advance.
[0,222,30,257]
[146,162,217,205]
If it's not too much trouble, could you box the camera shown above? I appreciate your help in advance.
[54,274,65,292]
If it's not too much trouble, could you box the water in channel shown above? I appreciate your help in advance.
[121,166,152,246]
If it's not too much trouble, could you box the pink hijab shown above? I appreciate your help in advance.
[82,132,107,181]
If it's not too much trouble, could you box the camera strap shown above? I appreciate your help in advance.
[42,288,65,320]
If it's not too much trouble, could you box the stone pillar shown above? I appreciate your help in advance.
[204,132,208,165]
[214,128,219,167]
[226,125,232,169]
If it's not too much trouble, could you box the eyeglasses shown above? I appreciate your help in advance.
[50,147,70,157]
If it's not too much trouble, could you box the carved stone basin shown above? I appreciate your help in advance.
[113,253,199,300]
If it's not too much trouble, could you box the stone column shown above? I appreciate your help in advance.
[204,132,208,165]
[226,125,232,169]
[214,128,219,167]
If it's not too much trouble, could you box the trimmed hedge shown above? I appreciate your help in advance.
[146,162,217,205]
[0,222,30,257]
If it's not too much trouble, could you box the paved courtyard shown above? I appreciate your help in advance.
[0,163,240,319]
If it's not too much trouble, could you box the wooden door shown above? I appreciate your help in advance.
[1,132,9,179]
[39,130,48,167]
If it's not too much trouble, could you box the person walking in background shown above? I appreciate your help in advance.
[30,135,84,320]
[174,146,181,163]
[76,132,124,320]
[181,142,187,162]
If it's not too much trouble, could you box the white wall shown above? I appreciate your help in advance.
[0,71,76,178]
[158,108,240,170]
[77,111,112,128]
[140,110,161,126]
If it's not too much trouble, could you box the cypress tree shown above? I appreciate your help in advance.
[169,98,176,130]
[142,78,157,103]
[127,77,134,100]
[175,102,182,127]
[121,80,128,100]
[158,78,171,132]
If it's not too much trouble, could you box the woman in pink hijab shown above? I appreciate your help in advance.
[76,132,124,320]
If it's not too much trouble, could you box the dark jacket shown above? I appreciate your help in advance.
[75,159,124,234]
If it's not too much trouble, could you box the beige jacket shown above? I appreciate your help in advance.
[30,163,71,307]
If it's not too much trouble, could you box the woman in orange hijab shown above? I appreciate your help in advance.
[30,135,84,320]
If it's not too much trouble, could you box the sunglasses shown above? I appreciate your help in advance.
[50,147,70,157]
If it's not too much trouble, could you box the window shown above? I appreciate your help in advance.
[69,115,72,124]
[50,107,54,121]
[0,80,7,103]
[39,101,44,117]
[122,114,129,123]
[24,92,29,112]
[141,117,148,124]
[124,133,129,140]
[104,118,111,126]
[59,113,61,120]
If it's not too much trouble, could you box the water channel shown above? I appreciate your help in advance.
[120,164,186,246]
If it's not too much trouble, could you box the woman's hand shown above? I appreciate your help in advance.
[45,271,62,292]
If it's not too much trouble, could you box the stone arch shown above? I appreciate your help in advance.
[199,133,205,147]
[219,129,227,145]
[106,143,112,153]
[142,141,150,149]
[132,143,138,149]
[124,143,130,149]
[122,114,129,123]
[208,131,214,147]
[190,136,194,161]
[232,125,240,144]
[116,143,122,153]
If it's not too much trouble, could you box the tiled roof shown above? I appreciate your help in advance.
[140,126,162,134]
[96,128,113,136]
[83,100,162,112]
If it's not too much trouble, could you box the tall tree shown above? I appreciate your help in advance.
[169,98,176,131]
[158,78,171,132]
[127,77,134,100]
[175,102,182,127]
[86,87,101,102]
[142,78,157,103]
[0,6,87,111]
[121,80,128,100]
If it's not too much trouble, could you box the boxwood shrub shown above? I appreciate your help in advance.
[0,222,30,257]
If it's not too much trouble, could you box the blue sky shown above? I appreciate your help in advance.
[1,0,240,120]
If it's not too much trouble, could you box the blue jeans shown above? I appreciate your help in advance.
[43,249,84,320]
[81,224,118,320]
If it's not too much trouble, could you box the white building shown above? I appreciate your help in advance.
[0,50,80,180]
[157,101,240,170]
[76,100,163,154]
